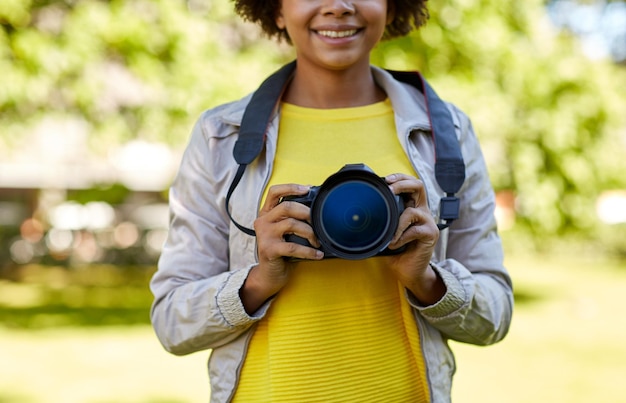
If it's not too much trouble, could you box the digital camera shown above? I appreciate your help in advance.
[281,163,406,260]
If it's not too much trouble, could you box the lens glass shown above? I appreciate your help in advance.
[318,181,390,251]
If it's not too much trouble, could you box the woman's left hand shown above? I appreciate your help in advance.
[384,173,446,305]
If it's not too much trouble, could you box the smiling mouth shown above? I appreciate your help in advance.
[316,29,358,38]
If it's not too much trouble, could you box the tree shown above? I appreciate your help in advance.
[0,0,286,155]
[2,0,626,252]
[373,0,626,250]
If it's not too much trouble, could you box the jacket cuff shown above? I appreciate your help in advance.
[407,262,466,318]
[216,266,271,327]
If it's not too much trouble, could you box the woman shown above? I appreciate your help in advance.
[150,0,514,401]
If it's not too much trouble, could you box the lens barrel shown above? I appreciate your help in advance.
[311,164,402,260]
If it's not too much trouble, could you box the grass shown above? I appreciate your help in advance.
[451,254,626,403]
[0,326,210,403]
[0,253,625,402]
[0,264,154,328]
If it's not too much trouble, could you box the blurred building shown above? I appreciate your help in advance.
[0,122,180,267]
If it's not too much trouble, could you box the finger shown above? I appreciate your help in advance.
[256,217,322,260]
[276,216,321,248]
[385,174,427,207]
[385,173,414,184]
[262,198,314,225]
[391,207,438,245]
[254,204,321,250]
[261,184,311,212]
[385,173,422,188]
[390,223,439,250]
[276,241,324,261]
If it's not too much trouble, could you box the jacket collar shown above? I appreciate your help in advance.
[218,64,434,133]
[370,65,432,133]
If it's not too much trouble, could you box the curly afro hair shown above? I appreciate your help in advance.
[232,0,429,42]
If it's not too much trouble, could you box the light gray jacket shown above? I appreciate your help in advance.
[150,66,514,403]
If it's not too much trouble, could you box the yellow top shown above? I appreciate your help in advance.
[233,100,430,402]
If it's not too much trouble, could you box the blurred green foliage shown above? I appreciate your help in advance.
[0,0,290,153]
[0,264,154,328]
[373,0,626,248]
[2,0,626,250]
[66,183,131,205]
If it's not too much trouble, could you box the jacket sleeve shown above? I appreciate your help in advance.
[149,116,267,356]
[409,105,514,346]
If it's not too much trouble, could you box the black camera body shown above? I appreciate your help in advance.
[281,164,406,260]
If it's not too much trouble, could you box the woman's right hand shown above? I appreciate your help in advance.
[239,184,323,314]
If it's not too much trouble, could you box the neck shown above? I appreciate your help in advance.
[282,62,386,109]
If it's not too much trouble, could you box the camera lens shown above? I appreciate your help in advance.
[311,167,400,260]
[318,181,390,251]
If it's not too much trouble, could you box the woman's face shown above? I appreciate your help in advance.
[276,0,393,72]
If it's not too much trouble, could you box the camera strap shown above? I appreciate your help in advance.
[225,61,465,236]
[385,70,465,230]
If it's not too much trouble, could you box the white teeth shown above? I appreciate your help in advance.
[317,29,357,38]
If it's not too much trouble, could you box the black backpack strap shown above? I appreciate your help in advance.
[386,70,465,229]
[226,61,465,235]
